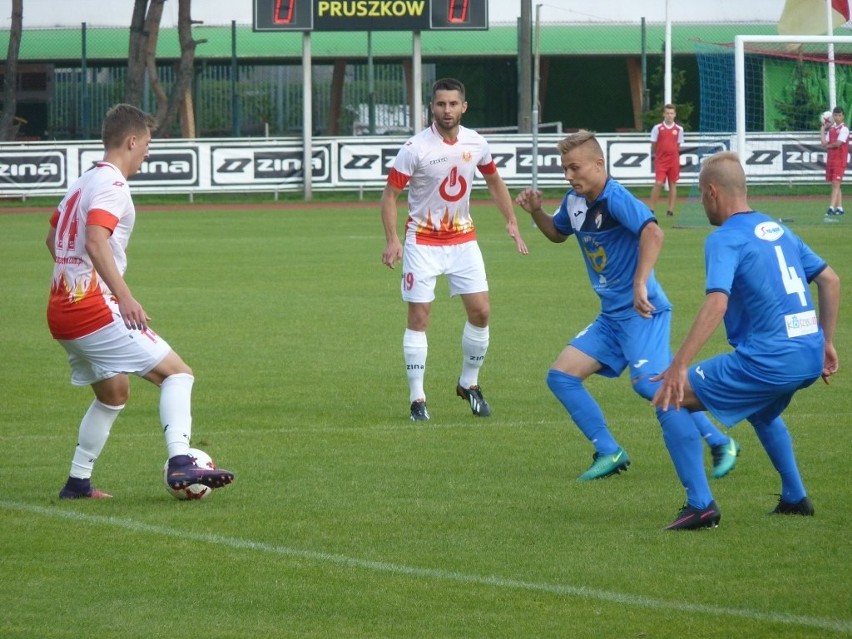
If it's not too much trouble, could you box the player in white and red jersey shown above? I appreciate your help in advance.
[820,105,849,217]
[649,103,684,217]
[381,78,528,421]
[47,161,136,341]
[46,104,233,499]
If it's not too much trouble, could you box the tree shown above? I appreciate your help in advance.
[640,51,694,132]
[125,0,159,106]
[774,58,822,131]
[0,0,24,141]
[155,0,203,136]
[125,0,203,137]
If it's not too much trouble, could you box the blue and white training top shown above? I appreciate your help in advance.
[552,177,671,319]
[705,212,827,382]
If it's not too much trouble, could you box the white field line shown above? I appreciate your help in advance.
[2,500,850,634]
[2,411,842,443]
[0,419,579,441]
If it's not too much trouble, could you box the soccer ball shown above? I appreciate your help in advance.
[822,111,833,126]
[163,447,215,500]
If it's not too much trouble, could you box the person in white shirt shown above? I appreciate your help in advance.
[47,103,234,499]
[380,78,528,421]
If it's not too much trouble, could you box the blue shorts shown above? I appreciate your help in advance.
[570,310,673,381]
[688,350,819,427]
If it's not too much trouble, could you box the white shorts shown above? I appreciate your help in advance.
[401,240,488,303]
[58,315,172,386]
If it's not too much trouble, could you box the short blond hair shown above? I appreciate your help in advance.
[557,129,603,158]
[699,151,746,193]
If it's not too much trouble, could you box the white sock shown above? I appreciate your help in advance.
[403,329,427,402]
[460,321,489,389]
[69,399,124,479]
[160,373,194,458]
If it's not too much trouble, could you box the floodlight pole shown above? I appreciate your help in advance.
[518,0,532,133]
[827,0,837,109]
[412,31,422,133]
[664,0,672,105]
[735,36,746,164]
[302,31,312,200]
[531,3,541,190]
[368,31,375,135]
[231,21,239,137]
[641,17,649,113]
[81,22,89,139]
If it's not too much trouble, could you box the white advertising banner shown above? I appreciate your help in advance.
[0,133,833,197]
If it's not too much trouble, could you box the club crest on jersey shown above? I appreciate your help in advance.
[439,166,466,202]
[462,151,472,162]
[594,212,603,229]
[754,221,784,242]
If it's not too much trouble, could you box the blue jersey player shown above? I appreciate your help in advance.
[515,130,739,498]
[654,151,840,529]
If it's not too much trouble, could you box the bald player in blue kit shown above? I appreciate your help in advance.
[653,151,840,528]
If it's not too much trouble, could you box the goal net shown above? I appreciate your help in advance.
[679,35,852,227]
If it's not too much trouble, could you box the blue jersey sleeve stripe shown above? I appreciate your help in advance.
[637,218,659,234]
[807,262,828,283]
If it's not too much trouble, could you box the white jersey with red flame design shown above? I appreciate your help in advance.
[387,123,498,246]
[47,161,135,340]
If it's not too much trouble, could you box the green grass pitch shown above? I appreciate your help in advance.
[0,195,849,638]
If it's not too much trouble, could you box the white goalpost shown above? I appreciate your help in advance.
[734,34,852,166]
[677,33,852,226]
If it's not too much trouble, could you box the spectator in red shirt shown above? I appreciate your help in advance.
[821,105,849,218]
[649,104,684,218]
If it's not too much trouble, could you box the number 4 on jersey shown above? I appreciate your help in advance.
[774,246,807,306]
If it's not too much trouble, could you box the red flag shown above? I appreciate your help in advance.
[778,0,851,34]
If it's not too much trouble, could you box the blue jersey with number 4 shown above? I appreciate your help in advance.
[553,178,670,319]
[705,212,826,382]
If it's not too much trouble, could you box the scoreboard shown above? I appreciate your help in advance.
[253,0,488,31]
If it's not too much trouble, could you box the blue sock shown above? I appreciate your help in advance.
[750,416,806,503]
[692,412,729,448]
[546,369,619,454]
[657,408,714,509]
[632,374,729,452]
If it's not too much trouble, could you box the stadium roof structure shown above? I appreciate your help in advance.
[4,22,780,62]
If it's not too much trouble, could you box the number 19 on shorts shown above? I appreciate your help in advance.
[403,272,415,291]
